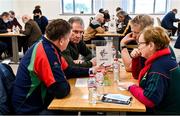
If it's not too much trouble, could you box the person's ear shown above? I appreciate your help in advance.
[149,42,155,51]
[59,39,64,46]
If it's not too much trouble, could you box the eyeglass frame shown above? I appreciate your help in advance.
[137,41,147,46]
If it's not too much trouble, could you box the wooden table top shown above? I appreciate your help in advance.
[95,32,125,37]
[0,32,25,37]
[48,66,146,112]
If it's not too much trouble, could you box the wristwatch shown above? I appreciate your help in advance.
[89,68,94,75]
[120,45,127,50]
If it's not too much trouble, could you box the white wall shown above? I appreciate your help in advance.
[0,0,180,28]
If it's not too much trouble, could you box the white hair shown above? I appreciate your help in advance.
[22,15,31,20]
[95,13,104,20]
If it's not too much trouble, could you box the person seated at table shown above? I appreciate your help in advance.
[8,10,24,53]
[62,17,96,68]
[102,11,110,31]
[33,5,48,35]
[119,26,180,114]
[0,12,12,57]
[120,14,154,72]
[8,10,22,30]
[161,8,180,36]
[20,15,42,54]
[0,12,11,33]
[116,10,131,36]
[12,19,102,114]
[0,42,7,59]
[84,13,105,44]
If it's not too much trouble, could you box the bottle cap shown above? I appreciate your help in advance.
[112,46,115,48]
[89,74,95,78]
[114,58,118,61]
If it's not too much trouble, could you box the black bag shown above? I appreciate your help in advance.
[0,63,15,114]
[174,35,180,49]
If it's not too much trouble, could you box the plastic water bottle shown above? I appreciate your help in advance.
[113,58,120,82]
[88,74,97,104]
[95,70,104,95]
[12,25,16,34]
[112,46,117,59]
[95,70,104,85]
[108,15,116,33]
[15,26,20,34]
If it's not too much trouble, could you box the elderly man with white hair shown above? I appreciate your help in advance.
[84,13,105,44]
[20,15,42,53]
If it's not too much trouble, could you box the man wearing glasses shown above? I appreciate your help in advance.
[120,15,154,72]
[62,17,96,68]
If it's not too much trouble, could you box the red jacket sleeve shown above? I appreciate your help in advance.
[131,57,142,79]
[129,85,155,108]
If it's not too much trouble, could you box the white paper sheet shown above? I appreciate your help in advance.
[75,78,88,87]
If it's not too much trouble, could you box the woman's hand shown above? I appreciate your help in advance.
[130,48,141,58]
[118,82,135,90]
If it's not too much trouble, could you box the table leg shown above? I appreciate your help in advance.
[11,36,19,63]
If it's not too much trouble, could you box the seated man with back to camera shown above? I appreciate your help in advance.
[62,17,96,68]
[12,19,103,114]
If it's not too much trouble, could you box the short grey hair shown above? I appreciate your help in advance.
[68,17,84,28]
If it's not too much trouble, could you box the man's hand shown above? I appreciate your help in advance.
[130,48,141,58]
[73,60,83,64]
[90,57,97,66]
[120,32,136,45]
[92,65,106,74]
[7,29,11,32]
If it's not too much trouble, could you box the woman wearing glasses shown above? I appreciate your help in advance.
[119,26,180,114]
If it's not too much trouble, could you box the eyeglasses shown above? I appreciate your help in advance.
[137,42,147,46]
[132,31,140,35]
[72,30,84,35]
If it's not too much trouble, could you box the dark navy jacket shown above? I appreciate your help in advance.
[161,11,179,29]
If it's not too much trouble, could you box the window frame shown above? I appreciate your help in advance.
[124,0,168,15]
[62,0,96,15]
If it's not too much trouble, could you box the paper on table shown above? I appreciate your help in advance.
[75,78,88,87]
[118,86,126,91]
[117,81,129,90]
[1,59,11,64]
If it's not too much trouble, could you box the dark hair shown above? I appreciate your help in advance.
[46,19,71,41]
[33,8,42,14]
[116,7,122,12]
[99,8,104,13]
[9,10,15,15]
[172,8,177,13]
[68,17,84,28]
[103,12,110,20]
[1,12,10,17]
[35,5,41,9]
